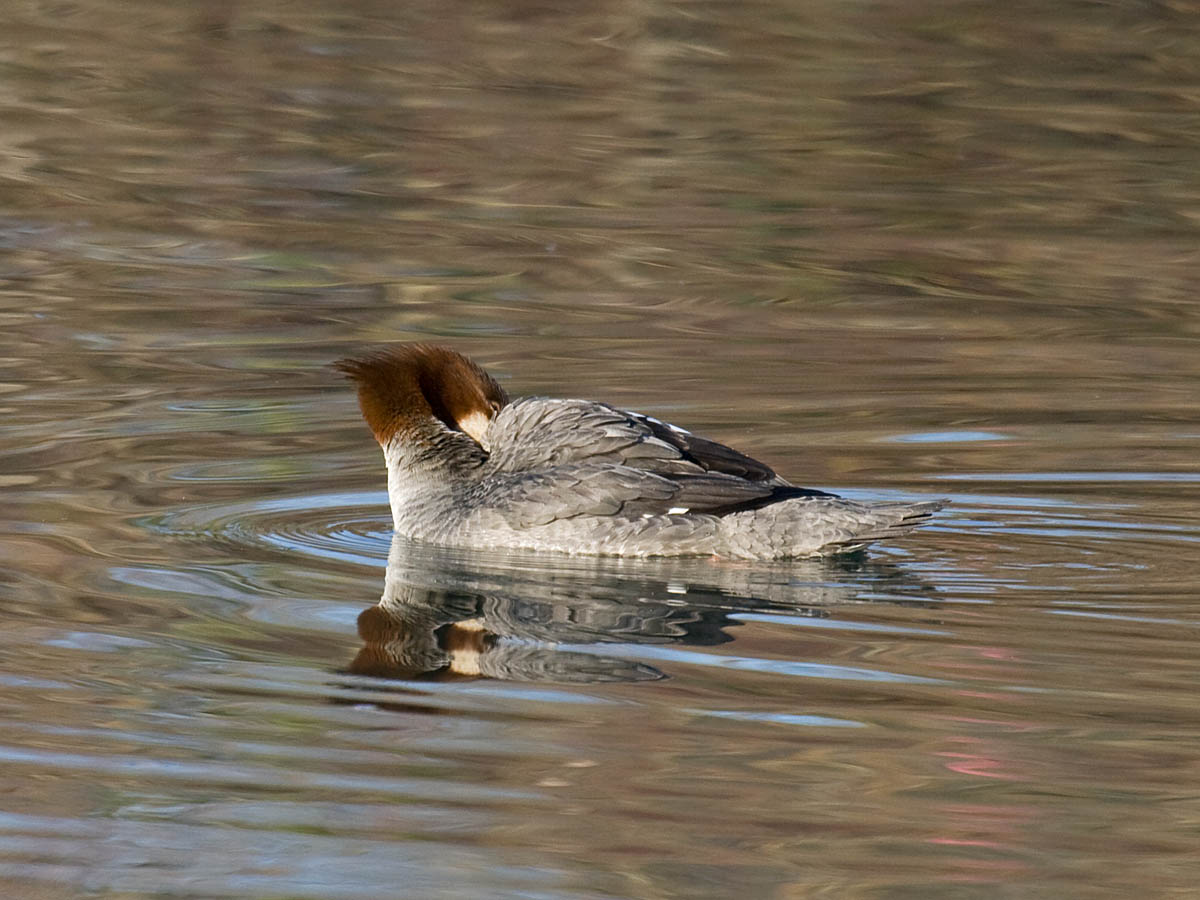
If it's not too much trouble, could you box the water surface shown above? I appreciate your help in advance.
[2,1,1200,897]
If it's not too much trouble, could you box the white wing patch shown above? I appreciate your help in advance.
[645,507,690,518]
[633,412,691,435]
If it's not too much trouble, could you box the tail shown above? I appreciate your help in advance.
[719,497,948,559]
[823,499,948,555]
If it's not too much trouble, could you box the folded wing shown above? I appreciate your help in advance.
[479,398,833,525]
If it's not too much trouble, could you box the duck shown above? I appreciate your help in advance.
[334,344,946,559]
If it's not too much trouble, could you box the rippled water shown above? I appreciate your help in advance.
[3,1,1200,897]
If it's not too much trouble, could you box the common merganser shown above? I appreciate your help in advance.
[335,344,946,559]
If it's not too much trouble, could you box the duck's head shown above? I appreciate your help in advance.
[334,344,509,448]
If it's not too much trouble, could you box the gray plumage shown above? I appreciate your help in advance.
[390,396,943,559]
[338,345,946,560]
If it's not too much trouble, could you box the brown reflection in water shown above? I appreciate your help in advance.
[343,535,934,684]
[350,602,670,684]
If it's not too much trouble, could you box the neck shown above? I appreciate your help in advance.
[381,424,487,529]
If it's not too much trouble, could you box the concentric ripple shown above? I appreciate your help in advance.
[140,490,392,568]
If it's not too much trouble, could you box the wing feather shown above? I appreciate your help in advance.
[624,411,782,483]
[485,464,677,528]
[477,397,832,525]
[484,399,678,472]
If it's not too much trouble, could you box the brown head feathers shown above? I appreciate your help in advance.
[334,344,509,446]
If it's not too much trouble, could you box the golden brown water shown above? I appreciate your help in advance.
[2,1,1200,897]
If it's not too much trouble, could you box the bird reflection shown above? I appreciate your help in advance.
[347,535,935,684]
